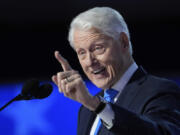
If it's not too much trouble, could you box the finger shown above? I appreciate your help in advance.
[54,51,72,71]
[56,70,78,80]
[65,75,82,95]
[52,75,58,86]
[52,75,63,93]
[60,79,67,93]
[57,72,66,93]
[64,81,76,97]
[62,74,80,97]
[66,73,81,82]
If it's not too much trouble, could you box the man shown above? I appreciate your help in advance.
[52,7,180,135]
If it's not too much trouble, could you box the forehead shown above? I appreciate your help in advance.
[73,28,112,49]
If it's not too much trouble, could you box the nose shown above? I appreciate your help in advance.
[86,52,97,66]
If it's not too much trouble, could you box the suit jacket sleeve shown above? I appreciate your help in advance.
[109,80,180,135]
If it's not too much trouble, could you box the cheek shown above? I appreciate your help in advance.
[79,60,89,74]
[97,51,119,66]
[103,51,123,74]
[106,58,120,76]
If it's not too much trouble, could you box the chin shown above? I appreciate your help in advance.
[95,84,107,90]
[93,80,112,90]
[88,73,113,89]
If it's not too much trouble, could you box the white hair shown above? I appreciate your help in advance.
[68,7,133,55]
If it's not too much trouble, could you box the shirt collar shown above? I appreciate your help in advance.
[112,62,138,92]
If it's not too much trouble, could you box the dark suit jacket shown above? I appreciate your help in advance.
[77,67,180,135]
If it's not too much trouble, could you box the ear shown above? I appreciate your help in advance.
[119,32,129,51]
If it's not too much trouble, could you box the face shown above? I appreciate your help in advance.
[73,28,130,89]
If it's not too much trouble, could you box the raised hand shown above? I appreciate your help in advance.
[52,51,100,111]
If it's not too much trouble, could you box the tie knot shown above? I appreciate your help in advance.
[104,89,118,103]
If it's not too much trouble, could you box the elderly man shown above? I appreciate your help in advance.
[52,7,180,135]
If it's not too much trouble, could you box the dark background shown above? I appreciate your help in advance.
[0,0,180,82]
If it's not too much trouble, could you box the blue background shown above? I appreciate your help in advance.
[0,0,179,134]
[0,80,101,135]
[0,78,180,135]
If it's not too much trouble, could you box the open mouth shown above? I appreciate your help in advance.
[92,67,106,75]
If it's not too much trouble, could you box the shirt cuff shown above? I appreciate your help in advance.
[97,103,114,129]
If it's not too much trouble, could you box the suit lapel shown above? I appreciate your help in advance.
[115,66,148,109]
[128,66,147,84]
[83,109,96,135]
[81,67,148,135]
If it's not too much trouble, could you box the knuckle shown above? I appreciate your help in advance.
[57,72,61,76]
[75,77,82,84]
[73,74,80,79]
[66,83,74,92]
[76,74,81,78]
[72,70,78,74]
[61,79,65,85]
[66,84,71,91]
[58,72,68,80]
[72,71,80,77]
[57,72,63,78]
[58,84,62,92]
[65,86,71,95]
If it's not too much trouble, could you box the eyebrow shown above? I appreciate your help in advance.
[91,38,108,45]
[75,36,109,51]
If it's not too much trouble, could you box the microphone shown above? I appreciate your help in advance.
[0,79,53,111]
[16,79,53,100]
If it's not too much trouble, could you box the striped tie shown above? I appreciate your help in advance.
[94,89,118,135]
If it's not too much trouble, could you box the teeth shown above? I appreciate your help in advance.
[93,68,104,74]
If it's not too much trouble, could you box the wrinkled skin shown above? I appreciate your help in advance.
[52,28,133,111]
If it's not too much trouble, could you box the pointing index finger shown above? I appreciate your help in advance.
[54,51,72,71]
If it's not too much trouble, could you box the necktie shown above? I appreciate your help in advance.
[104,89,118,103]
[94,89,118,135]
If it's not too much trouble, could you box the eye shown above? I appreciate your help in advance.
[78,50,85,55]
[77,49,86,59]
[94,45,105,54]
[95,46,102,50]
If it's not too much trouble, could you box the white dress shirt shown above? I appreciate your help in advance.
[90,62,138,135]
